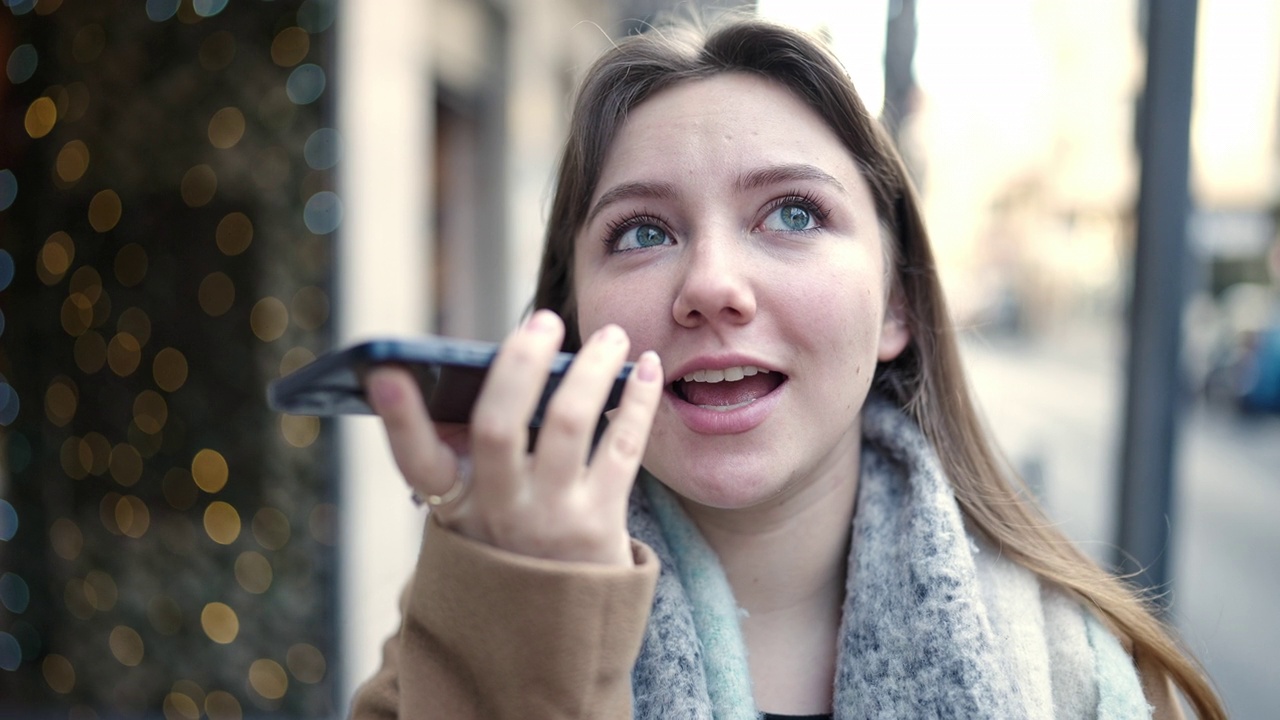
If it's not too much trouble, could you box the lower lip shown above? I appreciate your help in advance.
[665,380,785,435]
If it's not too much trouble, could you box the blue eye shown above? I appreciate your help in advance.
[763,203,817,232]
[613,222,671,251]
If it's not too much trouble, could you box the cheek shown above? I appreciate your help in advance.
[574,278,664,356]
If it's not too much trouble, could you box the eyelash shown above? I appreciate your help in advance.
[598,189,835,252]
[761,191,832,231]
[602,210,668,252]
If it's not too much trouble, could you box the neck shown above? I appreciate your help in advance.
[677,433,860,714]
[679,434,860,615]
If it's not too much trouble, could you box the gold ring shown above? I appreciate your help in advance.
[413,459,471,508]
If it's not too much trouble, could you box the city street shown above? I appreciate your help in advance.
[960,324,1280,719]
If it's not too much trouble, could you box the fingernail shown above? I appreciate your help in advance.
[527,309,558,333]
[636,351,661,382]
[599,324,626,344]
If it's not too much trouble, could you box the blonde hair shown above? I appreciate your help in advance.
[532,13,1224,719]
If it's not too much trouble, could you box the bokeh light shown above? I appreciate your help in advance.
[308,503,337,546]
[118,309,150,347]
[171,681,206,710]
[55,140,90,184]
[82,432,111,476]
[247,658,287,700]
[215,212,253,256]
[271,27,309,67]
[191,449,228,493]
[115,495,151,539]
[279,346,315,376]
[0,250,12,292]
[303,127,341,170]
[296,0,336,33]
[0,573,31,613]
[0,499,17,542]
[107,332,142,376]
[25,96,57,138]
[109,625,145,667]
[250,297,288,342]
[64,577,95,619]
[203,501,241,545]
[63,81,90,122]
[163,691,200,720]
[0,381,19,426]
[49,518,83,560]
[45,376,78,427]
[234,551,272,594]
[6,43,38,83]
[302,190,342,234]
[60,436,87,480]
[285,63,325,104]
[88,189,122,232]
[0,169,17,211]
[69,266,102,302]
[99,492,122,534]
[208,107,245,149]
[38,231,75,285]
[0,633,21,671]
[145,0,180,23]
[200,602,239,644]
[290,286,329,330]
[281,414,320,448]
[251,507,290,550]
[181,164,217,207]
[204,690,242,720]
[153,347,189,392]
[286,643,326,684]
[133,390,168,433]
[42,654,76,694]
[198,272,235,316]
[85,571,118,611]
[110,443,143,486]
[4,4,340,714]
[193,0,229,18]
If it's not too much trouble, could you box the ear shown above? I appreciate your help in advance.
[877,286,911,362]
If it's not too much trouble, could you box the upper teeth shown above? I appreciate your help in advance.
[681,366,768,383]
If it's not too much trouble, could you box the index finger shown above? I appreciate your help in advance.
[467,310,566,497]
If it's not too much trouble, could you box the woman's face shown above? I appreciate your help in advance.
[573,72,909,510]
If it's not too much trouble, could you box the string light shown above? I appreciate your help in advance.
[3,3,336,715]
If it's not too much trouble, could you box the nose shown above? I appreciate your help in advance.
[671,233,757,328]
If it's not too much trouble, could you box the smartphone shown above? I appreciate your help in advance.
[267,336,633,427]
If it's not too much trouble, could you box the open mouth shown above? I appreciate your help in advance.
[669,365,786,411]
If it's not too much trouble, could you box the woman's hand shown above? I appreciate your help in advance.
[364,310,664,566]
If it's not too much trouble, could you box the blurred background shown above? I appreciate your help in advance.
[0,0,1275,718]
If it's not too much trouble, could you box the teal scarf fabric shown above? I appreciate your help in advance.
[626,397,1151,719]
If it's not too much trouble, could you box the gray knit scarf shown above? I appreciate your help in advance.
[625,397,1152,719]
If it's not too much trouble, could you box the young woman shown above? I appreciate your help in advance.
[351,14,1224,720]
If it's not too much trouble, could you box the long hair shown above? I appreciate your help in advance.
[532,14,1223,719]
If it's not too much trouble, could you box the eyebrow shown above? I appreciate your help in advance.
[585,163,847,225]
[736,163,847,194]
[585,180,678,226]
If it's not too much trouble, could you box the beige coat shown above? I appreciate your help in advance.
[350,516,1183,719]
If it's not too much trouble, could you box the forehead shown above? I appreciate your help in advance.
[592,72,864,196]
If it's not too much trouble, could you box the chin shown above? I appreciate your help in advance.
[644,456,787,511]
